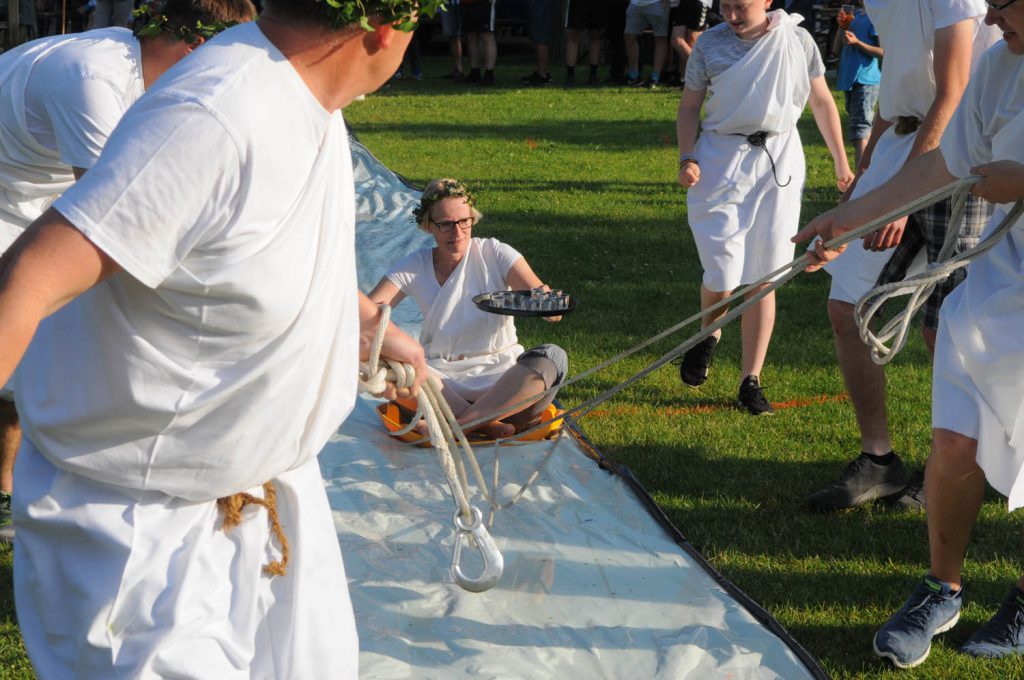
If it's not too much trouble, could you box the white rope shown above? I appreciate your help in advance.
[358,178,1007,590]
[855,186,1024,364]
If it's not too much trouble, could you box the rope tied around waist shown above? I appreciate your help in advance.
[218,481,291,577]
[746,131,791,188]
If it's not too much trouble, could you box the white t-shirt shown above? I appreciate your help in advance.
[864,0,994,120]
[385,237,521,316]
[0,27,143,250]
[18,22,360,501]
[385,237,524,401]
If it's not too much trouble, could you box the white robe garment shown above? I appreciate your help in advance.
[686,11,810,292]
[933,42,1024,510]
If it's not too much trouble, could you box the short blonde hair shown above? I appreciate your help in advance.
[413,178,483,232]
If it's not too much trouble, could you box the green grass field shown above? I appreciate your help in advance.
[2,53,1022,679]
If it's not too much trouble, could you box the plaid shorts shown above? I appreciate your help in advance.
[875,193,991,329]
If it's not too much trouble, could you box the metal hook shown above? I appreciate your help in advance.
[450,506,504,593]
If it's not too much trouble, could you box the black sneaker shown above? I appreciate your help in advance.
[808,453,909,511]
[737,375,774,415]
[960,587,1024,658]
[625,76,643,87]
[465,70,481,84]
[479,71,495,86]
[588,72,600,86]
[676,335,718,387]
[521,70,551,86]
[884,469,926,511]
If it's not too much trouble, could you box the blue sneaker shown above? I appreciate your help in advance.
[873,575,962,668]
[960,587,1024,658]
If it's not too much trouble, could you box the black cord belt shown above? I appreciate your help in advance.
[738,131,791,188]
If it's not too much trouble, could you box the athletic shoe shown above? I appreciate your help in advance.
[676,335,718,387]
[737,375,773,415]
[874,576,962,669]
[807,453,909,511]
[521,71,551,86]
[960,588,1024,658]
[646,79,660,90]
[564,75,576,88]
[588,72,600,86]
[884,469,926,511]
[465,70,481,84]
[0,490,13,544]
[625,76,643,87]
[479,71,495,87]
[441,69,464,80]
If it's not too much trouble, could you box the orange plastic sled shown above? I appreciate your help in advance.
[376,402,565,447]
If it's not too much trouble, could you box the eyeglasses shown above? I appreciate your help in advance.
[988,0,1021,10]
[429,216,475,232]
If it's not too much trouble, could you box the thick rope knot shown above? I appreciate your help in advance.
[218,481,291,577]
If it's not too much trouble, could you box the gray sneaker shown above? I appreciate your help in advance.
[960,587,1024,659]
[874,575,962,669]
[884,470,926,511]
[807,453,909,511]
[0,490,13,544]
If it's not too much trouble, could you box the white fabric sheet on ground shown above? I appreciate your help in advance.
[339,133,822,679]
[323,402,818,680]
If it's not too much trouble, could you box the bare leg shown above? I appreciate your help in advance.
[740,285,775,378]
[922,325,937,358]
[587,30,601,66]
[566,29,581,68]
[0,400,20,494]
[449,36,464,75]
[624,33,640,74]
[700,284,730,338]
[853,137,868,170]
[926,429,985,588]
[535,43,550,75]
[828,299,892,454]
[455,364,548,438]
[466,32,481,70]
[482,33,497,70]
[652,36,668,77]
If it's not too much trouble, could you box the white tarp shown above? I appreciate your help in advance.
[325,134,825,679]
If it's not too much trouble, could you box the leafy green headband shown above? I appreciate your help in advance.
[317,0,448,33]
[132,3,243,44]
[412,180,477,223]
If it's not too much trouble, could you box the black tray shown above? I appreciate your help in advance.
[472,290,577,317]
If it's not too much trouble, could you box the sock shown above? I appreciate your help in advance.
[627,69,640,80]
[567,66,576,79]
[867,451,897,466]
[924,574,959,595]
[650,70,660,83]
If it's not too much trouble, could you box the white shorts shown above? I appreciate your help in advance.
[13,443,358,679]
[825,128,916,303]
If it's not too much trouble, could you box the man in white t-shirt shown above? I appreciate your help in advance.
[0,0,433,676]
[0,0,256,544]
[798,5,1024,666]
[806,0,997,513]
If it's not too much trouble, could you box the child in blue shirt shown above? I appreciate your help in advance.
[833,2,883,167]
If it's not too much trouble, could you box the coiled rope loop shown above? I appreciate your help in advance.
[855,180,1024,364]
